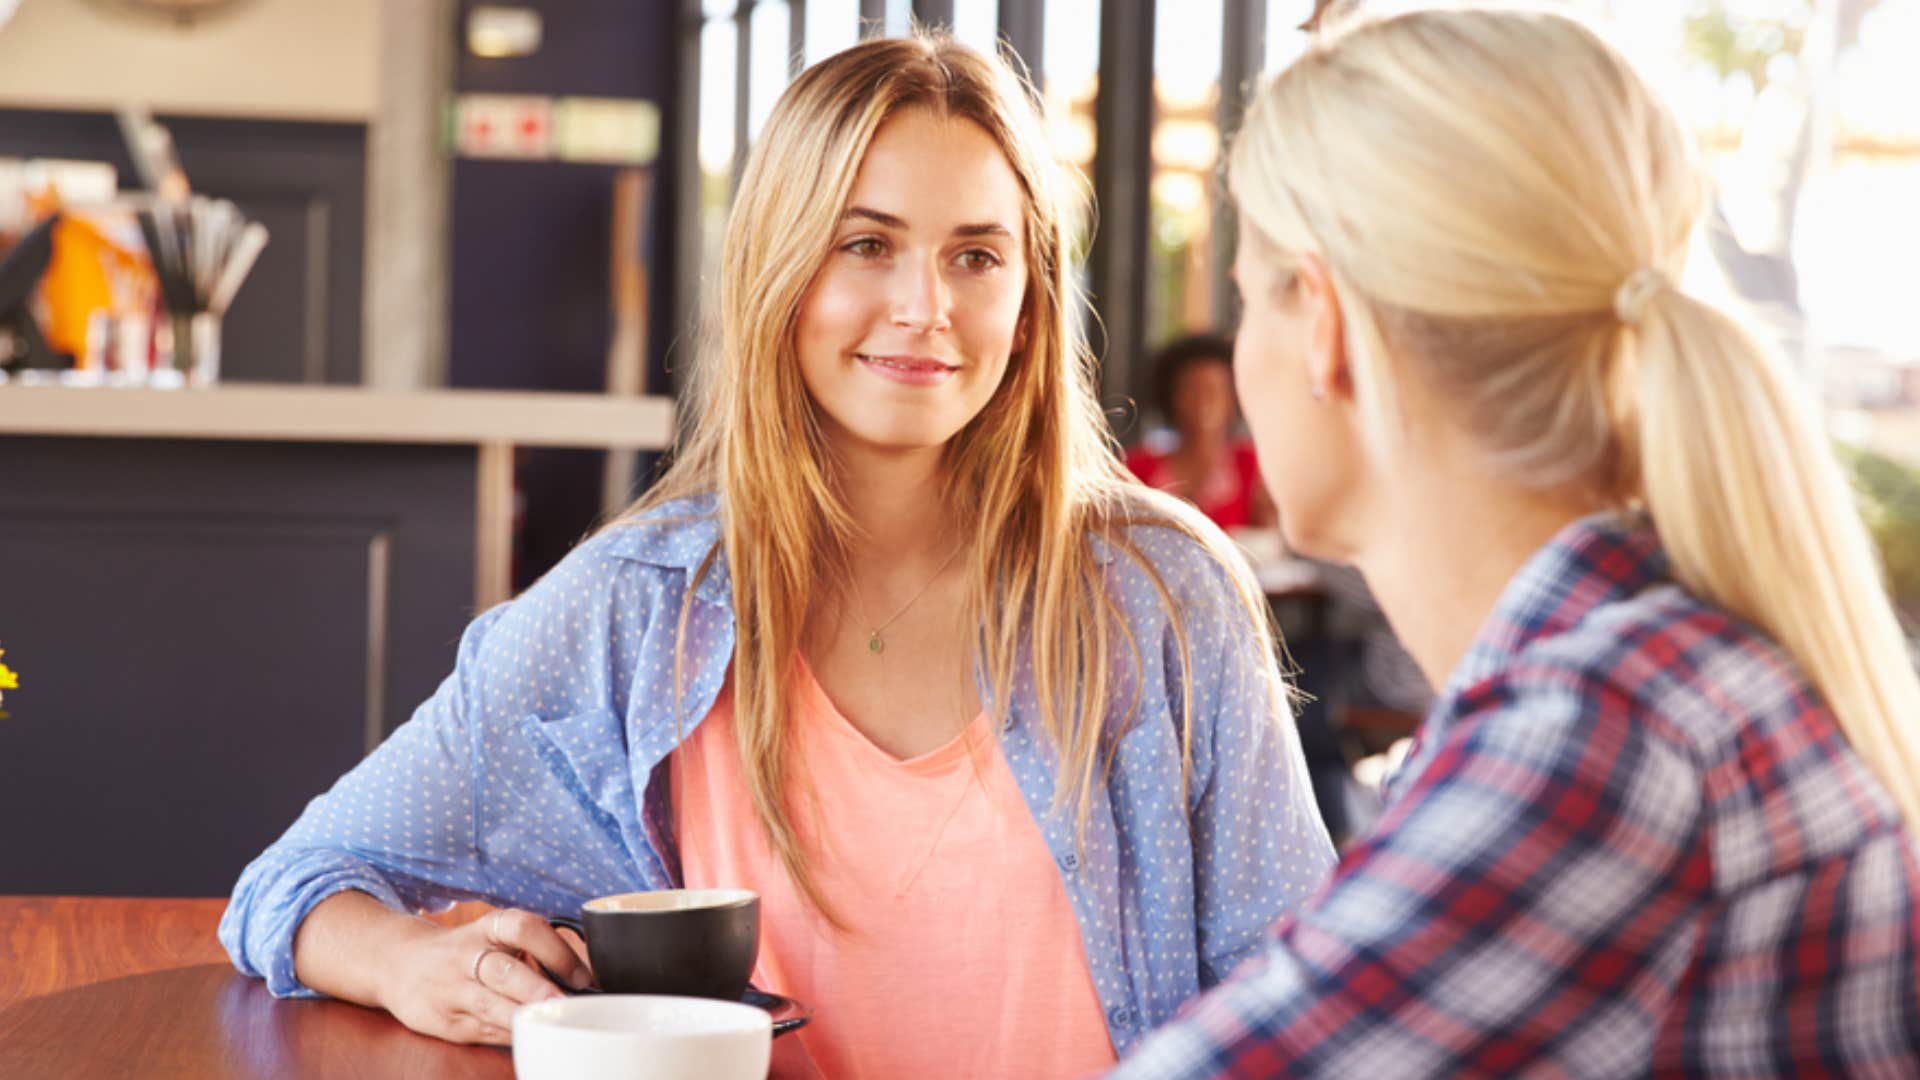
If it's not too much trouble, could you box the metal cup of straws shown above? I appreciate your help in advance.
[162,310,222,388]
[137,197,266,389]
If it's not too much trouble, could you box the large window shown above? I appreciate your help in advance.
[674,0,1920,481]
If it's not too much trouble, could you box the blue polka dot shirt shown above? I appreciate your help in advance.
[219,494,1336,1054]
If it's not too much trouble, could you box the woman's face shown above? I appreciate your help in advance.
[1231,223,1362,557]
[1170,359,1237,439]
[796,107,1029,457]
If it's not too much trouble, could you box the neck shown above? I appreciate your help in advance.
[831,438,956,572]
[1352,460,1602,694]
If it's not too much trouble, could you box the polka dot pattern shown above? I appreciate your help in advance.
[218,494,1336,1054]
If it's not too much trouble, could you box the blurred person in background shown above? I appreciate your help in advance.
[1126,334,1272,529]
[1115,6,1920,1076]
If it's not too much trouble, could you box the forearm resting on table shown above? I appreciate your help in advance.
[291,890,434,1009]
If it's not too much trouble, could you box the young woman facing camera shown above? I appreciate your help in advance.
[221,35,1333,1077]
[1116,7,1920,1077]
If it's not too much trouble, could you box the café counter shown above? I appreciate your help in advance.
[0,384,674,899]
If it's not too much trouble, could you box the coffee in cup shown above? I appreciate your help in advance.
[550,888,760,1000]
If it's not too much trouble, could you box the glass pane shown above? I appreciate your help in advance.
[748,0,792,141]
[952,0,998,53]
[1264,0,1315,73]
[1041,0,1099,362]
[698,16,739,286]
[805,0,860,67]
[1045,0,1101,99]
[1146,0,1223,357]
[1045,0,1100,262]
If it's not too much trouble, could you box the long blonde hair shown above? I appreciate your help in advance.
[631,34,1283,914]
[1230,6,1920,829]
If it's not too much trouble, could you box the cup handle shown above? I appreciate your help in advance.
[539,916,600,995]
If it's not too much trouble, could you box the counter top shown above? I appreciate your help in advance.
[0,384,675,449]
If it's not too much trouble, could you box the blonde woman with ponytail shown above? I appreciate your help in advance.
[221,32,1335,1074]
[1116,6,1920,1078]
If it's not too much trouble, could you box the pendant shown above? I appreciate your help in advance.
[868,631,885,655]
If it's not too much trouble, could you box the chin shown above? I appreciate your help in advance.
[864,432,960,455]
[837,416,964,454]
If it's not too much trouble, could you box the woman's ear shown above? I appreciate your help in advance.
[1295,252,1350,402]
[1013,310,1030,354]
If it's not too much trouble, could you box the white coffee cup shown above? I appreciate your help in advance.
[512,994,772,1080]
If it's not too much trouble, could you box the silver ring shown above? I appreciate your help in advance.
[471,946,499,984]
[488,909,505,946]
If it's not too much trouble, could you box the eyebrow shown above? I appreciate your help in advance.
[843,206,1014,240]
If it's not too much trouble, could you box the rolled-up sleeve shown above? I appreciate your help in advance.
[219,529,666,997]
[219,603,509,996]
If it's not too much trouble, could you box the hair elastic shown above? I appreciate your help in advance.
[1614,266,1670,325]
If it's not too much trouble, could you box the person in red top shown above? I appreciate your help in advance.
[1125,335,1271,529]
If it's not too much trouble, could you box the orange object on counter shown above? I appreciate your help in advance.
[25,188,150,366]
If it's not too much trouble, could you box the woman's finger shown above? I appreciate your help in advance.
[486,908,594,990]
[466,976,531,1036]
[475,946,565,1008]
[554,923,591,968]
[446,1006,512,1046]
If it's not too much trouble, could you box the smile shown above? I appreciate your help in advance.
[857,354,959,386]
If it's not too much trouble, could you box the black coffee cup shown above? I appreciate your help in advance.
[550,889,760,1001]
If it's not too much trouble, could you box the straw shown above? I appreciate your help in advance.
[207,221,269,315]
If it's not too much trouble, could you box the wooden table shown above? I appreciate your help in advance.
[0,896,511,1078]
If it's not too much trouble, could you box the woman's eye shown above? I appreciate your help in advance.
[841,237,885,257]
[957,249,1002,272]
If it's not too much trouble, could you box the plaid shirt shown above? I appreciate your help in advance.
[1113,512,1920,1078]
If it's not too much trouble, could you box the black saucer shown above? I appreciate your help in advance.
[550,975,811,1038]
[741,987,812,1037]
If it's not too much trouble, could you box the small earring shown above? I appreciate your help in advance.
[1310,383,1327,401]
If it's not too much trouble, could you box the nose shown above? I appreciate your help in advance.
[891,254,953,335]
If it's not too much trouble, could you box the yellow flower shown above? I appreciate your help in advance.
[0,647,15,691]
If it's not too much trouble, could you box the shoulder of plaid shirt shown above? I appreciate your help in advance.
[218,492,1338,1057]
[1110,510,1920,1079]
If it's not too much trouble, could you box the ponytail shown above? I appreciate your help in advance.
[1229,5,1920,831]
[1633,289,1920,829]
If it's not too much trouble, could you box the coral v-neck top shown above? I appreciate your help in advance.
[670,665,1118,1079]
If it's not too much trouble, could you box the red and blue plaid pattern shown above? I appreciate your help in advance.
[1112,512,1920,1077]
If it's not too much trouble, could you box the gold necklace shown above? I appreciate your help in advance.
[858,543,964,655]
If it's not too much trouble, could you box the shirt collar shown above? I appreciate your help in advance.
[596,490,1121,585]
[598,492,732,605]
[1436,509,1668,704]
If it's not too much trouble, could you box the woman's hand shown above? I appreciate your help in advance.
[294,893,595,1046]
[380,908,595,1045]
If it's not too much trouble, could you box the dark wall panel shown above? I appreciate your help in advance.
[0,436,476,896]
[0,516,376,896]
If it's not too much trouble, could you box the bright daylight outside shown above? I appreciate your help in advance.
[700,0,1920,639]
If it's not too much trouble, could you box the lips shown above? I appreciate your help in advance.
[857,354,959,386]
[858,354,957,374]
